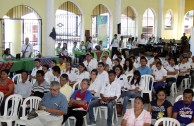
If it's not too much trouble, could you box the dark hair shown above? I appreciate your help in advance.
[36,70,45,76]
[140,56,147,62]
[21,70,28,75]
[108,70,116,75]
[131,70,141,86]
[78,63,87,71]
[98,62,105,67]
[52,66,61,74]
[156,87,167,95]
[115,65,123,78]
[154,56,160,61]
[1,69,9,75]
[61,73,69,80]
[183,89,194,97]
[123,58,133,72]
[51,59,57,64]
[91,69,98,75]
[114,58,120,64]
[43,64,49,70]
[4,48,10,55]
[135,96,144,104]
[34,58,40,62]
[81,78,90,86]
[129,56,136,60]
[59,56,64,59]
[156,61,162,66]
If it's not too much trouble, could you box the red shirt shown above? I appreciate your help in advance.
[0,78,14,96]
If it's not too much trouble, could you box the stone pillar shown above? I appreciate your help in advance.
[157,0,163,38]
[45,0,55,56]
[113,0,121,36]
[178,0,185,38]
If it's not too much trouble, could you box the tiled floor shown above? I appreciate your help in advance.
[65,89,185,126]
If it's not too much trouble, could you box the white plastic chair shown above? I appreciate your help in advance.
[72,81,81,92]
[141,75,154,102]
[187,123,194,126]
[94,104,118,126]
[14,96,42,126]
[0,92,4,105]
[12,74,22,84]
[181,78,191,89]
[171,82,177,97]
[0,94,23,126]
[154,117,180,126]
[175,95,183,102]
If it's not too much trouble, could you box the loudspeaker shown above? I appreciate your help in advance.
[117,23,121,34]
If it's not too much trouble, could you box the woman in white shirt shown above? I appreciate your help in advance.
[88,69,101,99]
[114,65,128,88]
[121,70,143,114]
[165,58,179,95]
[123,58,136,75]
[176,56,190,89]
[152,61,167,90]
[76,63,90,82]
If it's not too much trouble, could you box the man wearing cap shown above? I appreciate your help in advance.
[83,53,97,73]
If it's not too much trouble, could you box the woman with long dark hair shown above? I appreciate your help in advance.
[123,58,136,75]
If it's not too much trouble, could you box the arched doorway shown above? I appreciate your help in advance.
[92,4,110,48]
[142,8,155,39]
[0,5,42,56]
[121,6,137,41]
[56,1,82,54]
[184,10,194,35]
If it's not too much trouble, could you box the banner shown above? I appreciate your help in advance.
[97,16,108,48]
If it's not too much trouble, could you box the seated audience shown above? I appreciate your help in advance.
[166,58,179,95]
[152,62,167,90]
[173,89,194,126]
[88,69,101,99]
[113,51,125,65]
[148,87,172,124]
[55,43,62,55]
[176,55,190,89]
[51,66,61,82]
[137,56,152,75]
[102,51,112,67]
[58,56,66,71]
[136,51,149,67]
[31,70,50,98]
[112,58,121,70]
[151,56,162,71]
[42,64,54,83]
[149,50,159,66]
[97,62,109,84]
[88,70,121,126]
[76,63,90,82]
[61,43,68,56]
[15,70,32,98]
[121,97,151,126]
[79,41,86,52]
[2,48,15,60]
[121,70,143,114]
[49,59,57,70]
[63,79,92,126]
[123,58,136,75]
[162,55,170,69]
[130,56,138,68]
[31,58,42,79]
[60,74,73,102]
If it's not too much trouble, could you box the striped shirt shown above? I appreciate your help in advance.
[31,80,50,98]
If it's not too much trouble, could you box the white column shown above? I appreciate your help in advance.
[113,0,121,35]
[157,0,163,38]
[177,0,185,38]
[190,27,194,54]
[45,0,55,56]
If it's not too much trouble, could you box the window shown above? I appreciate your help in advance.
[142,8,155,39]
[165,10,173,29]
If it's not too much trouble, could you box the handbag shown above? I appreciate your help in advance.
[27,108,38,120]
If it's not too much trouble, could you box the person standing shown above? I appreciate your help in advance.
[21,37,33,58]
[111,34,119,58]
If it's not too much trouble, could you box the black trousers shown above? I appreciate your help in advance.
[63,107,87,126]
[111,47,118,59]
[176,74,189,88]
[166,78,176,95]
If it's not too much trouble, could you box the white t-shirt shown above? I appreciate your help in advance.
[88,78,101,97]
[111,38,119,47]
[166,65,179,78]
[116,74,128,88]
[21,43,33,58]
[153,68,167,81]
[124,79,144,91]
[15,80,32,98]
[31,66,42,77]
[97,71,109,84]
[138,38,146,45]
[44,70,54,84]
[76,71,90,82]
[83,60,97,73]
[179,62,190,75]
[61,69,77,82]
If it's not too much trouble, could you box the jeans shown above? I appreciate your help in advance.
[88,99,116,126]
[120,91,140,113]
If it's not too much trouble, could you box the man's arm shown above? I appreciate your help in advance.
[69,98,87,106]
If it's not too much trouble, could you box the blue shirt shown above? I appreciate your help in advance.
[70,90,92,103]
[41,92,68,114]
[137,66,152,75]
[173,100,194,124]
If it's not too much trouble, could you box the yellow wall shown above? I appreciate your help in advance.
[0,0,188,56]
[185,0,194,14]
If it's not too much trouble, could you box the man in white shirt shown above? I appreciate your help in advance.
[51,66,61,82]
[88,70,121,126]
[83,53,97,73]
[21,37,33,58]
[31,59,42,79]
[137,34,146,47]
[103,51,112,67]
[15,71,32,98]
[97,62,109,84]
